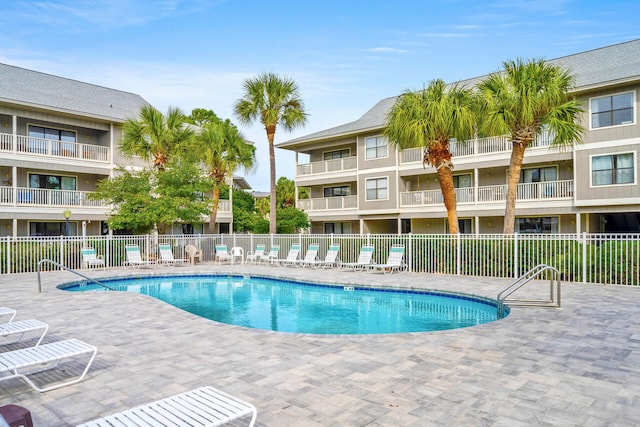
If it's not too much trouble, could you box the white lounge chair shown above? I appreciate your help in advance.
[158,244,188,266]
[77,386,257,427]
[215,245,233,264]
[259,245,280,265]
[81,248,105,270]
[340,245,374,271]
[0,338,97,392]
[369,245,407,274]
[185,245,203,265]
[1,319,49,346]
[0,308,16,323]
[124,245,155,269]
[304,244,340,269]
[245,244,265,264]
[296,243,320,268]
[273,244,301,267]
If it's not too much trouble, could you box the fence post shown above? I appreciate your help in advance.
[513,232,519,279]
[60,235,65,268]
[582,232,587,284]
[5,235,10,275]
[408,233,412,273]
[456,232,461,276]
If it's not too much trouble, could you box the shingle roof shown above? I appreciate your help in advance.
[0,63,149,122]
[279,38,640,148]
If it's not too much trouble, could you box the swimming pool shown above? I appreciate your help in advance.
[60,274,506,334]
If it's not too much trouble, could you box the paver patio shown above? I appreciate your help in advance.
[0,263,639,426]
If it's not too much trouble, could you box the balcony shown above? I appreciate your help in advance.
[297,156,357,176]
[399,131,554,164]
[0,186,108,207]
[297,195,358,211]
[401,180,574,206]
[0,134,109,162]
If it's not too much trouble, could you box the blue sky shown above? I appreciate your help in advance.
[1,0,639,191]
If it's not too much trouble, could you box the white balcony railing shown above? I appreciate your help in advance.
[400,131,554,164]
[401,180,574,206]
[0,134,109,162]
[297,195,358,211]
[0,186,107,207]
[297,157,357,176]
[217,199,231,213]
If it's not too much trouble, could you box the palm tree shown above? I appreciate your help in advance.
[195,118,256,234]
[233,72,308,234]
[120,105,193,170]
[384,79,477,234]
[477,58,584,234]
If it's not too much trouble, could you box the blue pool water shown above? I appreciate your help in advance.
[60,275,505,334]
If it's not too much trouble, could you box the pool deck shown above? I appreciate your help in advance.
[1,263,639,426]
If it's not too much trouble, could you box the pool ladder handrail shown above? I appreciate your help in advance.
[496,264,561,318]
[37,259,113,293]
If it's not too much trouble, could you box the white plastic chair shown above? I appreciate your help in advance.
[81,247,105,270]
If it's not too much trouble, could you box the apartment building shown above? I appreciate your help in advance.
[0,64,232,236]
[278,39,640,234]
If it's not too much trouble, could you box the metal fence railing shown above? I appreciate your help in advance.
[1,233,638,286]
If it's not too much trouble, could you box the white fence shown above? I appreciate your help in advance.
[1,233,638,286]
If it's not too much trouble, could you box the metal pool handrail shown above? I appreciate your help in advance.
[497,264,561,318]
[37,259,113,293]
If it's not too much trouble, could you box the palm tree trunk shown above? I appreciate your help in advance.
[437,164,459,234]
[503,142,527,234]
[266,125,277,234]
[208,186,220,234]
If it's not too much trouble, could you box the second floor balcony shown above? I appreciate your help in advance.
[0,186,107,207]
[297,195,358,211]
[0,186,234,213]
[0,133,109,162]
[297,156,357,176]
[400,131,554,164]
[401,180,574,207]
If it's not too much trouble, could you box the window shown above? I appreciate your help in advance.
[365,136,387,159]
[516,217,558,234]
[324,222,351,234]
[29,221,77,236]
[592,153,634,186]
[446,219,473,234]
[324,186,350,197]
[452,174,472,188]
[520,166,557,183]
[323,149,350,160]
[28,125,76,155]
[591,92,634,128]
[29,174,77,190]
[366,177,388,200]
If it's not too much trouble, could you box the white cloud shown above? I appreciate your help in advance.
[368,47,408,54]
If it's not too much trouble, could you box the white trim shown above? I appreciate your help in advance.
[588,90,636,130]
[364,135,389,161]
[364,176,389,201]
[575,197,640,207]
[589,150,636,188]
[574,136,640,151]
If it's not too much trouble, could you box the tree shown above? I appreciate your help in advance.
[233,72,308,234]
[188,109,256,234]
[232,188,261,233]
[276,176,296,208]
[384,79,477,234]
[477,58,584,233]
[120,105,193,170]
[89,162,210,234]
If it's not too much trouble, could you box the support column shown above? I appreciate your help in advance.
[12,218,17,237]
[575,213,581,236]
